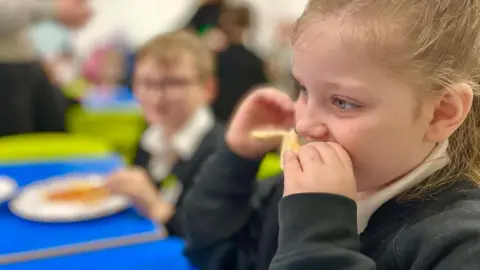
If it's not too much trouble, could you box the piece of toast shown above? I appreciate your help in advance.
[250,129,288,140]
[280,129,300,170]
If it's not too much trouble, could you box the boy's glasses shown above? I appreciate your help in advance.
[133,77,198,93]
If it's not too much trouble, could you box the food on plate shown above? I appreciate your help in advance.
[45,182,110,204]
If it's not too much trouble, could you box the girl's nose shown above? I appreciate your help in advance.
[295,116,329,143]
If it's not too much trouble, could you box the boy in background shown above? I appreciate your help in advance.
[106,30,223,237]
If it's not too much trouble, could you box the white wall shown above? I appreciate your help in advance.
[245,0,308,54]
[72,0,197,58]
[32,0,308,58]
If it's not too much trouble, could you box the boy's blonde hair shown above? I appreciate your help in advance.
[136,30,215,82]
[295,0,480,199]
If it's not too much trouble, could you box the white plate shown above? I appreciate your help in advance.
[0,176,17,203]
[9,174,130,223]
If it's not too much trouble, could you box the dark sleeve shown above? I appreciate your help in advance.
[393,199,480,270]
[270,193,376,270]
[132,148,144,167]
[33,63,67,132]
[164,208,183,237]
[182,143,262,270]
[131,134,185,236]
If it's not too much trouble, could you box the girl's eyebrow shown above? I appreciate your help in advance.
[294,73,368,92]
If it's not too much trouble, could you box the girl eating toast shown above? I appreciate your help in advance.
[184,0,480,269]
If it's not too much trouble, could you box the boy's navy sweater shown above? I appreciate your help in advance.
[132,123,224,237]
[183,142,480,269]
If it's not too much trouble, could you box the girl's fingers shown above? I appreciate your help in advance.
[282,150,303,194]
[326,142,354,169]
[298,144,324,169]
[312,142,343,166]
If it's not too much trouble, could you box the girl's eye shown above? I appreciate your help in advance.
[299,86,308,97]
[332,97,360,110]
[294,79,308,98]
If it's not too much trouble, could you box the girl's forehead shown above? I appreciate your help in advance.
[292,35,409,99]
[292,37,364,81]
[294,22,357,62]
[292,21,394,85]
[292,16,398,64]
[293,20,333,52]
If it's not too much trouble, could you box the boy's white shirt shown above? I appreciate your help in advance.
[356,141,450,233]
[140,106,215,204]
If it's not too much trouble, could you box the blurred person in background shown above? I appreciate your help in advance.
[81,44,132,107]
[0,0,91,136]
[106,30,224,237]
[187,0,225,34]
[44,48,77,87]
[186,0,227,54]
[212,3,268,124]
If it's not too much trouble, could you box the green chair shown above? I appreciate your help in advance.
[0,133,113,163]
[61,77,91,101]
[66,105,145,163]
[256,152,282,180]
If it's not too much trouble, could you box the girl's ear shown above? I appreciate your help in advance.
[424,83,473,142]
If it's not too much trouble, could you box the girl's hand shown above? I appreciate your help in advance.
[226,87,295,159]
[282,142,356,200]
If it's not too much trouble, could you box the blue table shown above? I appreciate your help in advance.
[2,238,191,270]
[0,156,191,269]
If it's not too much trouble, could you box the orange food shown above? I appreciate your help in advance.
[46,183,109,204]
